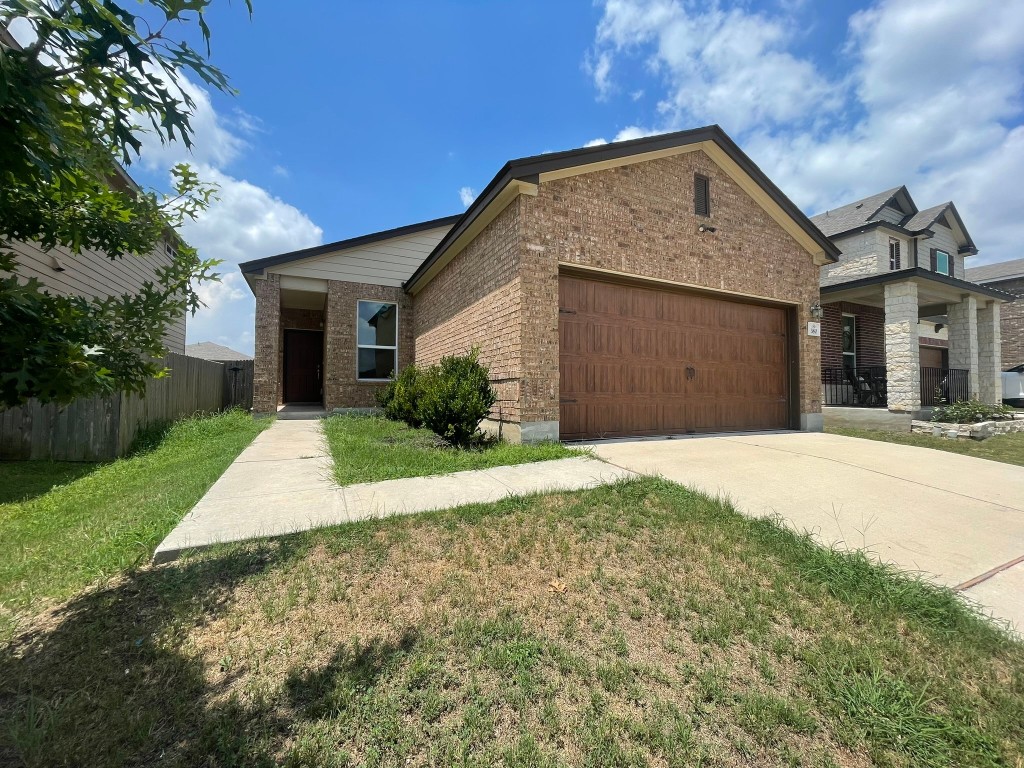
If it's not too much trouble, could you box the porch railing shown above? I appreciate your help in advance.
[822,366,971,408]
[921,367,969,406]
[822,366,888,407]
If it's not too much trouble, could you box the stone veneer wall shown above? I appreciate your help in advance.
[412,203,524,422]
[977,301,1002,404]
[252,274,281,414]
[947,296,979,399]
[821,301,884,369]
[883,282,920,411]
[516,149,824,427]
[324,281,412,411]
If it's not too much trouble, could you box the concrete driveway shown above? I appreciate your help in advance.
[582,432,1024,631]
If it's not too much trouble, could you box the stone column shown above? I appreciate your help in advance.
[884,282,920,412]
[977,301,1002,404]
[947,295,979,399]
[252,274,281,414]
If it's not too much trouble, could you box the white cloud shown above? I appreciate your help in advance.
[459,186,477,207]
[272,164,289,178]
[588,0,1024,265]
[179,165,322,354]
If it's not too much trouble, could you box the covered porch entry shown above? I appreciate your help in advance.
[819,268,1006,415]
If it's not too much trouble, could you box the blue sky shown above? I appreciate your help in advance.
[127,1,1024,354]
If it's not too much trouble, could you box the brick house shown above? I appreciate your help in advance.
[966,258,1024,371]
[240,126,840,441]
[810,186,1012,420]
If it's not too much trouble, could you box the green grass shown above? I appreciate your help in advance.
[827,426,1024,466]
[2,477,1021,767]
[322,414,583,486]
[0,409,268,640]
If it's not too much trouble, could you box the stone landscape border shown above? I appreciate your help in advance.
[912,414,1024,440]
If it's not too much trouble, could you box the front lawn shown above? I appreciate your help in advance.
[827,426,1024,467]
[322,414,583,486]
[2,478,1021,767]
[0,409,268,641]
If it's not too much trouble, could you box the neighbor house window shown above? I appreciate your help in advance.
[356,300,397,380]
[932,249,951,276]
[888,238,901,270]
[694,174,710,216]
[842,314,856,370]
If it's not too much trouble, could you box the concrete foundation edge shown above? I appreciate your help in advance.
[800,412,823,432]
[480,419,560,444]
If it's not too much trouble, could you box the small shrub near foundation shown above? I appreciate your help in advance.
[932,400,1015,424]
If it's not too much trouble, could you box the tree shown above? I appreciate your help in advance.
[0,0,250,408]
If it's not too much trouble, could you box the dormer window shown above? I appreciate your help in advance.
[888,238,901,270]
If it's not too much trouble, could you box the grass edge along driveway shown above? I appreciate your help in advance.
[826,426,1024,467]
[322,414,584,486]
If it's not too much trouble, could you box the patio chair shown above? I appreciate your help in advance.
[844,368,875,406]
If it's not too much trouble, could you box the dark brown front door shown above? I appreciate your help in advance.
[559,274,791,440]
[284,329,323,404]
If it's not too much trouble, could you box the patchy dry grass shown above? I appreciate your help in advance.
[826,426,1024,467]
[322,414,583,486]
[1,478,1021,767]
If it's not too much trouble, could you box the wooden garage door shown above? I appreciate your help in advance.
[559,275,791,440]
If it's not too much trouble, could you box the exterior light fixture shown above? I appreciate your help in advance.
[698,224,717,233]
[809,302,824,321]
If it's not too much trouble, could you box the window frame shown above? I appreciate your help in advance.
[888,237,901,271]
[355,299,399,382]
[934,249,951,276]
[841,314,857,370]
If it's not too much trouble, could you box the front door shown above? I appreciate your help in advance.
[284,329,323,403]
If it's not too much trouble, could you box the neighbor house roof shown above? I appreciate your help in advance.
[405,125,841,293]
[811,189,978,255]
[238,215,461,276]
[185,342,252,361]
[966,257,1024,284]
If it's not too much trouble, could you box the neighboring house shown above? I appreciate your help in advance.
[966,258,1024,371]
[186,341,253,362]
[241,126,839,441]
[0,26,186,355]
[810,186,1011,419]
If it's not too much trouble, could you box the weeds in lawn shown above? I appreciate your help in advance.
[1,478,1021,767]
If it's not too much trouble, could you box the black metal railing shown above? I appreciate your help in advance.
[822,366,888,407]
[822,366,971,408]
[921,367,969,406]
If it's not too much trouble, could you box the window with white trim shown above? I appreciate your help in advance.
[888,238,901,270]
[356,300,397,380]
[934,249,950,276]
[842,314,856,370]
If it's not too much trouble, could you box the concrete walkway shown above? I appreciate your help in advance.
[583,432,1024,632]
[153,421,633,563]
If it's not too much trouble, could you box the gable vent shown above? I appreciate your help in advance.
[694,174,710,217]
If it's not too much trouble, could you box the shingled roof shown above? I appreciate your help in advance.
[185,342,253,361]
[809,187,903,237]
[966,257,1024,284]
[810,187,978,255]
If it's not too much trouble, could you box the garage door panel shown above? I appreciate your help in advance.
[559,275,791,439]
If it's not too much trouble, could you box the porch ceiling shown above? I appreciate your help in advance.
[280,288,326,311]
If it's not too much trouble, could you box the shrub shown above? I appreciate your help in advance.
[417,349,496,447]
[932,399,1015,424]
[377,364,424,427]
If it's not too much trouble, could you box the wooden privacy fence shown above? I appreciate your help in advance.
[0,352,251,462]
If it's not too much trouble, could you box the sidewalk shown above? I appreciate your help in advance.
[153,420,633,563]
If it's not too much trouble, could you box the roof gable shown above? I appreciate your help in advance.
[406,125,839,293]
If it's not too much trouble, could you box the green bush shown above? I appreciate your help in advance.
[377,364,424,427]
[932,399,1015,424]
[417,349,496,447]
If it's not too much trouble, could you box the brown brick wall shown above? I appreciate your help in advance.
[324,280,413,410]
[517,149,824,422]
[412,202,524,421]
[252,274,280,414]
[992,277,1024,369]
[821,301,884,369]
